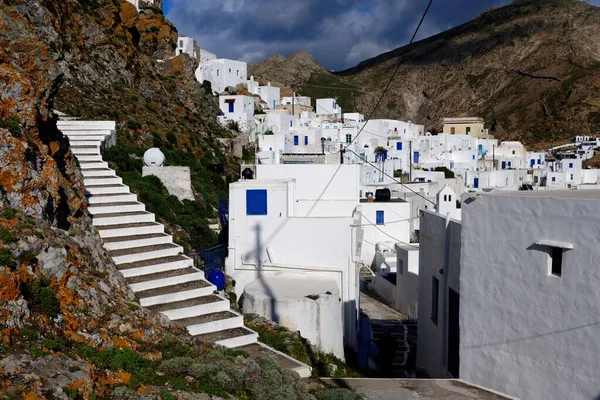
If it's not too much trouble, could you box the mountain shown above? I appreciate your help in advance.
[251,0,600,148]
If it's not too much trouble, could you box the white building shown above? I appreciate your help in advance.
[281,95,311,107]
[459,190,600,400]
[226,164,364,355]
[255,83,281,110]
[126,0,161,11]
[196,59,248,94]
[200,48,217,64]
[218,95,255,132]
[176,37,199,61]
[316,98,342,120]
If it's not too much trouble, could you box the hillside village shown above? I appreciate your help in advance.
[1,0,600,399]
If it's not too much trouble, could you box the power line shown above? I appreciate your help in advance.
[344,0,435,150]
[346,148,436,206]
[360,214,420,250]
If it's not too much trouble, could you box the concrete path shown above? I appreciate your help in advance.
[321,378,511,399]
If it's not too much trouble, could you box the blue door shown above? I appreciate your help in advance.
[474,178,479,189]
[228,102,234,113]
[396,142,403,150]
[530,159,535,167]
[413,152,420,163]
[304,136,308,145]
[376,210,384,225]
[293,136,299,146]
[501,161,506,169]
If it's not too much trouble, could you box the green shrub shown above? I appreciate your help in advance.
[2,208,17,219]
[19,279,60,318]
[316,388,364,400]
[7,116,22,137]
[434,166,455,179]
[166,132,178,146]
[159,391,177,400]
[0,228,17,243]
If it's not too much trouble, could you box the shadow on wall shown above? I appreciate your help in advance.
[253,223,279,324]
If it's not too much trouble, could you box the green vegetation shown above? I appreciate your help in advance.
[244,315,360,379]
[2,208,16,219]
[0,227,17,244]
[103,145,223,250]
[301,72,361,112]
[0,115,23,138]
[434,166,455,179]
[19,279,60,318]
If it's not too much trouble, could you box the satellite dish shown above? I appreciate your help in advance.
[143,148,165,167]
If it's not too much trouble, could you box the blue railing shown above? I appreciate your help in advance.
[187,244,227,279]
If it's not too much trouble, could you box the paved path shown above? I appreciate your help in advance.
[321,378,511,399]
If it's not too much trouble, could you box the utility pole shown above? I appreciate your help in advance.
[340,143,345,164]
[492,144,496,171]
[291,86,295,117]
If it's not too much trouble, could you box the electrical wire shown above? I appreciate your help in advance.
[360,214,420,250]
[344,0,435,150]
[346,148,436,206]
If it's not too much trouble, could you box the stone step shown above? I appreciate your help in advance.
[81,168,116,178]
[57,121,116,130]
[96,221,164,239]
[85,184,130,195]
[109,243,183,265]
[71,145,100,155]
[89,202,146,215]
[125,266,198,284]
[88,193,137,204]
[147,294,230,321]
[103,233,173,251]
[92,211,156,226]
[137,278,215,307]
[177,311,244,336]
[84,176,122,185]
[76,154,103,162]
[70,140,103,148]
[119,257,195,279]
[130,270,207,293]
[194,327,258,348]
[68,136,107,142]
[79,161,109,170]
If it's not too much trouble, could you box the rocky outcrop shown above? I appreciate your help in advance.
[249,51,327,91]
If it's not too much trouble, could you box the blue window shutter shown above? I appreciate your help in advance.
[246,190,268,216]
[472,154,476,160]
[290,120,293,127]
[397,142,402,150]
[508,161,512,167]
[537,159,541,165]
[304,136,308,145]
[376,210,384,225]
[530,159,535,167]
[294,135,299,145]
[501,161,506,169]
[569,163,573,168]
[474,178,479,188]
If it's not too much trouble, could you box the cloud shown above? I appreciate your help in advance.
[166,0,600,70]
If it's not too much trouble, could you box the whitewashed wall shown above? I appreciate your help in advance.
[460,192,600,400]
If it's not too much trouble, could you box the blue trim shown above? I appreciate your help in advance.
[376,210,384,225]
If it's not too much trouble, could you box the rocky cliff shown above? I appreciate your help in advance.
[250,0,600,148]
[0,1,332,398]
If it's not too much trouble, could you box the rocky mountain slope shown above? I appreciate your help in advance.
[250,0,600,148]
[0,1,354,398]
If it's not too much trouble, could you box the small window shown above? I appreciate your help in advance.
[550,247,563,277]
[346,134,352,143]
[179,40,183,47]
[396,142,403,150]
[431,276,439,324]
[217,70,220,77]
[569,163,574,168]
[376,210,384,225]
[293,135,299,146]
[398,259,404,275]
[229,68,231,73]
[444,195,447,201]
[246,189,268,216]
[552,177,556,182]
[448,195,452,202]
[304,136,308,145]
[450,127,455,134]
[466,127,471,134]
[512,150,516,155]
[570,174,574,180]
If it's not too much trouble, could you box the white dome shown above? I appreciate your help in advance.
[143,148,165,167]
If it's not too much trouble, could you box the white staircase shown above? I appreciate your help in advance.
[58,120,259,349]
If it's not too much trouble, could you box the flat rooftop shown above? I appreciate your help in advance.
[360,198,407,203]
[320,378,511,399]
[479,189,600,200]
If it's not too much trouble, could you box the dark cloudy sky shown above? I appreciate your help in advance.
[163,0,600,70]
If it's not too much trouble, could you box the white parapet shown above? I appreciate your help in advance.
[142,166,195,202]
